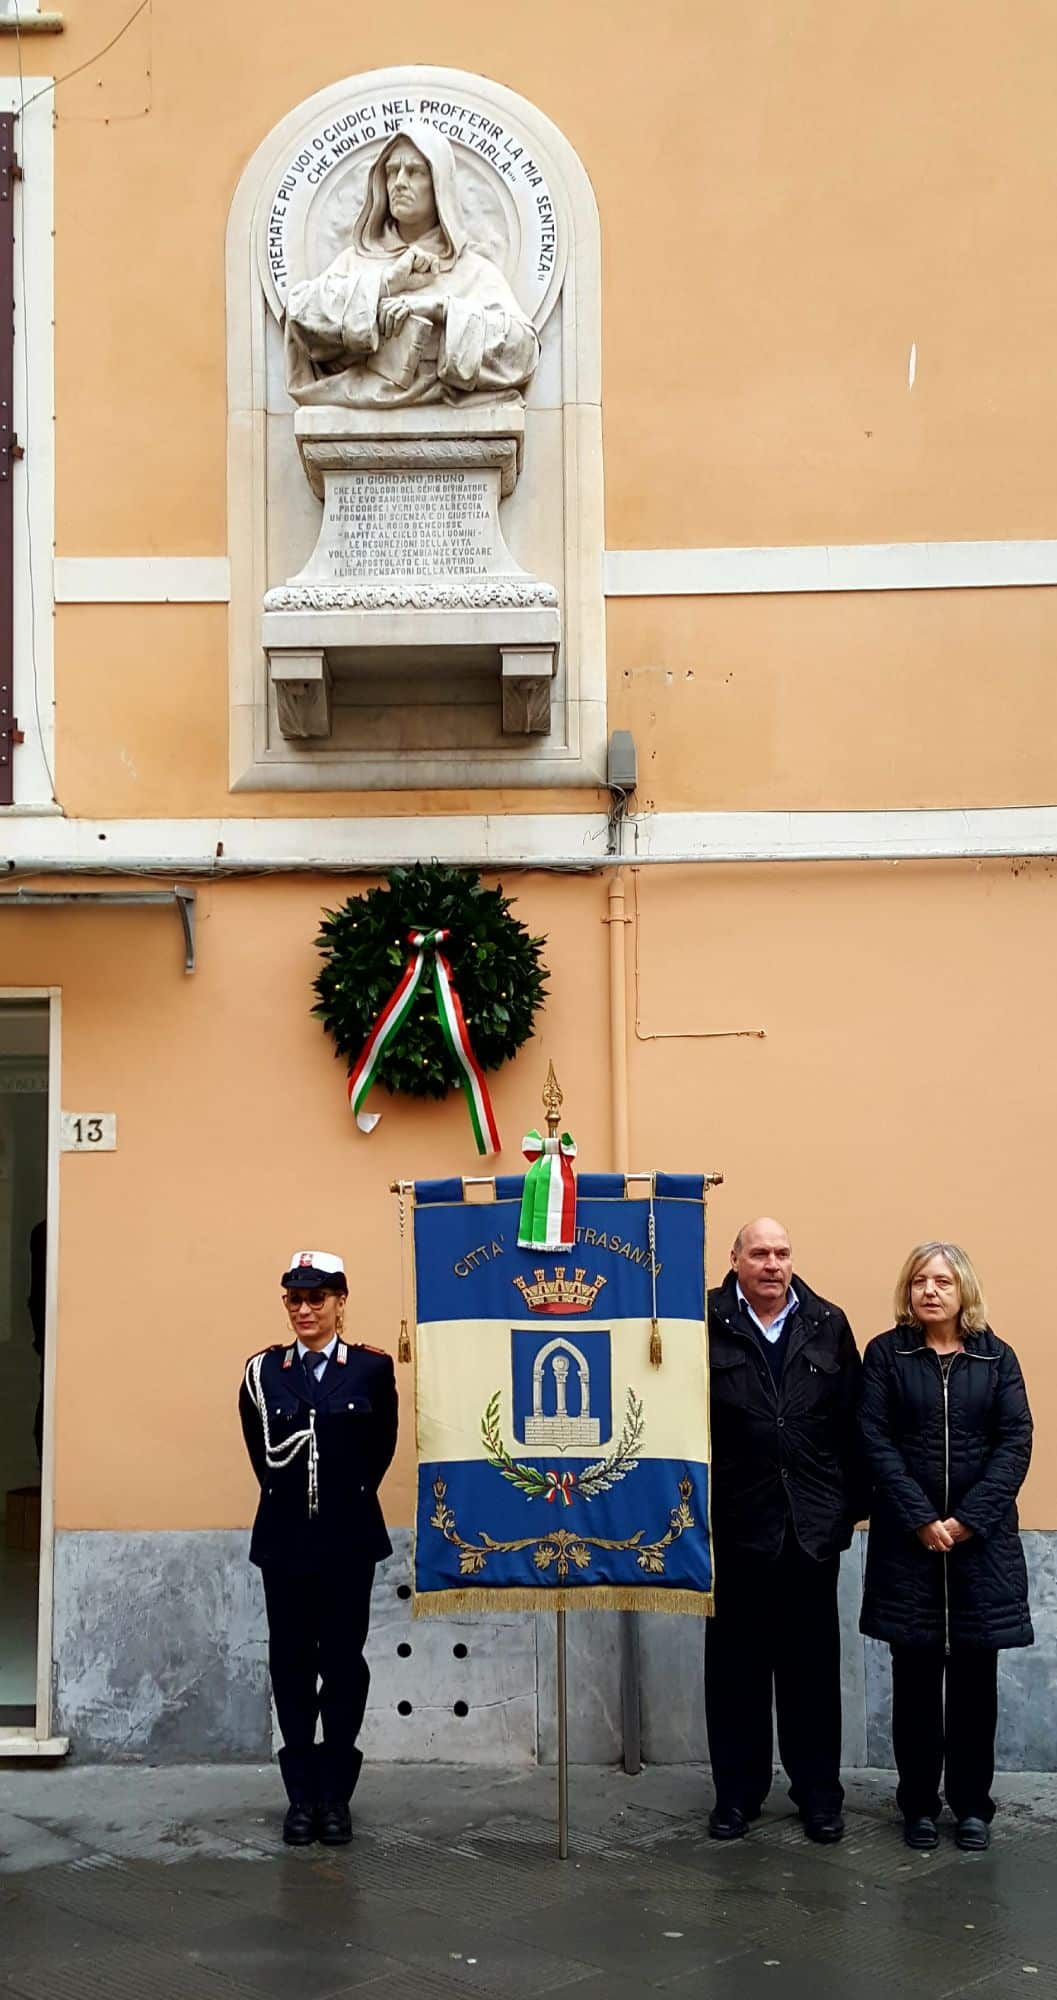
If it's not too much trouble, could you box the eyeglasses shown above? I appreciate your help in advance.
[282,1291,332,1312]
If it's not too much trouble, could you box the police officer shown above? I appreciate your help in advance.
[240,1250,398,1846]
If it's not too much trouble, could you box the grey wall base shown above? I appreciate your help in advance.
[51,1531,271,1762]
[51,1528,1057,1770]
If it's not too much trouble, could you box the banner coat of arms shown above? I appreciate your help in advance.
[411,1172,714,1616]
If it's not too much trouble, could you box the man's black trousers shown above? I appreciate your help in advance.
[261,1560,376,1807]
[705,1533,844,1817]
[890,1643,998,1823]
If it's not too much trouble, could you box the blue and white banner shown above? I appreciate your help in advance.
[412,1173,714,1615]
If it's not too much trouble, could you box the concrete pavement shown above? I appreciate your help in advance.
[2,1763,1056,1998]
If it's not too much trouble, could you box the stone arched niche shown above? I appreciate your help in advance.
[226,69,605,791]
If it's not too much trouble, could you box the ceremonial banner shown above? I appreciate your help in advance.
[412,1173,713,1615]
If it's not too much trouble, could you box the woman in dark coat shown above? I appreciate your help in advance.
[860,1241,1032,1853]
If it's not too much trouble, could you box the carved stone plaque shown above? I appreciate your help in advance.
[317,470,495,582]
[264,412,559,615]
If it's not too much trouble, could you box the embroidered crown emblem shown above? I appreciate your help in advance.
[513,1266,607,1316]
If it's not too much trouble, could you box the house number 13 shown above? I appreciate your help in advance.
[61,1113,117,1152]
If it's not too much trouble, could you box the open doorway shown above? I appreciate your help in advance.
[0,1001,48,1729]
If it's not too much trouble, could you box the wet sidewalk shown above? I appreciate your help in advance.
[2,1762,1056,1999]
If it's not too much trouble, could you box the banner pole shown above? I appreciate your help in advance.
[540,1065,573,1860]
[605,870,644,1777]
[556,1608,569,1859]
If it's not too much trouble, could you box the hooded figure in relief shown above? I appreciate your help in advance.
[284,123,540,409]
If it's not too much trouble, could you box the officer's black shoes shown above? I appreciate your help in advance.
[802,1811,845,1844]
[904,1816,939,1851]
[281,1799,354,1845]
[955,1816,990,1852]
[708,1804,752,1840]
[318,1800,353,1846]
[282,1801,317,1846]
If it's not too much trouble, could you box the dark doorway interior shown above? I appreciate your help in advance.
[0,1001,48,1728]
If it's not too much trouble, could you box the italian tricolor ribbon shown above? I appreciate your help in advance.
[347,928,501,1156]
[518,1127,577,1250]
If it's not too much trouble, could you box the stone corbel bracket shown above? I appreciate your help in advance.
[298,435,523,502]
[270,650,333,740]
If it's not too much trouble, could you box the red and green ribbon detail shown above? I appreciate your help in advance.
[518,1128,577,1250]
[347,928,501,1156]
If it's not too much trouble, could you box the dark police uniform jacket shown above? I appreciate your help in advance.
[239,1341,398,1570]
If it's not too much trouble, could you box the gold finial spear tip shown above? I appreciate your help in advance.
[542,1059,563,1136]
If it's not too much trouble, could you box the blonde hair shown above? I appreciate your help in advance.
[893,1241,988,1334]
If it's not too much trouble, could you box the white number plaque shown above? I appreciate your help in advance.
[61,1113,117,1152]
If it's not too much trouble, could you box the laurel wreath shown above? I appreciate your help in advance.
[312,863,548,1101]
[480,1386,644,1502]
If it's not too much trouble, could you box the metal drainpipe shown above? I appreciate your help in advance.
[605,868,641,1774]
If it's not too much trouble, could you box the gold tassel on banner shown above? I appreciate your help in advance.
[392,1181,414,1365]
[647,1186,662,1367]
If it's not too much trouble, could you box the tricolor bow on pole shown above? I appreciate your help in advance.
[518,1127,577,1250]
[347,928,501,1156]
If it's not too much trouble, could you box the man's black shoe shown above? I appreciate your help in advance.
[803,1811,844,1844]
[282,1802,317,1846]
[317,1800,353,1846]
[904,1816,939,1851]
[954,1816,990,1852]
[709,1804,751,1841]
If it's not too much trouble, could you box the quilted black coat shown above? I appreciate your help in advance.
[859,1324,1033,1650]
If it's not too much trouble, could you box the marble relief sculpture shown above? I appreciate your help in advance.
[234,65,604,786]
[284,123,540,409]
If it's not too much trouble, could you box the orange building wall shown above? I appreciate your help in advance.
[42,2,1057,554]
[14,0,1057,818]
[609,589,1057,815]
[1,861,1054,1533]
[6,12,1055,1525]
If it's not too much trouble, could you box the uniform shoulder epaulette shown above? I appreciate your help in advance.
[351,1342,391,1357]
[245,1342,286,1363]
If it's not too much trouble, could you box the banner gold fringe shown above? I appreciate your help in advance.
[413,1586,713,1618]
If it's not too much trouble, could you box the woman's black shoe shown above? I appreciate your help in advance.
[318,1800,353,1846]
[904,1816,939,1851]
[803,1811,844,1844]
[955,1816,990,1852]
[708,1805,751,1841]
[282,1801,317,1846]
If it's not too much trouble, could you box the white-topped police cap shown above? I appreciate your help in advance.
[280,1249,348,1293]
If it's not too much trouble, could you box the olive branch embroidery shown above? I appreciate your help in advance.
[480,1386,644,1504]
[429,1474,695,1580]
[480,1392,549,1498]
[578,1391,645,1497]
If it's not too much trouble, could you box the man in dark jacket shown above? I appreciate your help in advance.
[706,1217,865,1842]
[240,1250,398,1847]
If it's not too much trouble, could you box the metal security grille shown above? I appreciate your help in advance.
[0,113,16,805]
